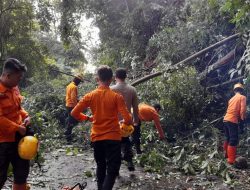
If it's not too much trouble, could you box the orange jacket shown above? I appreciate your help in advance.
[0,83,28,143]
[71,86,132,142]
[224,93,246,124]
[138,103,165,139]
[66,82,78,107]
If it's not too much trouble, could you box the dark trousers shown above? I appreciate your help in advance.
[121,137,133,162]
[223,122,239,146]
[131,121,141,150]
[93,140,121,190]
[0,142,29,188]
[64,107,78,141]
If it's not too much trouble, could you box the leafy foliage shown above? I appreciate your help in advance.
[136,124,233,181]
[0,0,49,84]
[137,67,211,133]
[1,0,249,187]
[219,0,250,29]
[22,76,95,145]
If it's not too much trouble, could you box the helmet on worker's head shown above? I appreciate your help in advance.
[75,74,84,81]
[233,83,244,90]
[120,123,134,137]
[18,136,39,160]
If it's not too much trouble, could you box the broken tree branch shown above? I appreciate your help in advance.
[131,33,241,86]
[131,72,163,86]
[207,76,244,89]
[51,68,78,78]
[50,69,93,83]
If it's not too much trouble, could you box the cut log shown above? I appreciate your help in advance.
[131,33,241,86]
[199,49,236,80]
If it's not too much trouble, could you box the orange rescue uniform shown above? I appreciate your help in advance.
[71,86,132,142]
[0,83,28,143]
[138,103,165,139]
[66,82,78,107]
[224,93,246,124]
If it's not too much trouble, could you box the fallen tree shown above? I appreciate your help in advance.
[131,33,241,86]
[199,49,236,80]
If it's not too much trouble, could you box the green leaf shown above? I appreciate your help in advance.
[208,150,218,159]
[73,148,79,155]
[7,164,13,176]
[66,148,73,156]
[84,170,93,177]
[176,148,185,162]
[225,172,232,184]
[220,1,232,12]
[201,160,209,169]
[231,8,246,23]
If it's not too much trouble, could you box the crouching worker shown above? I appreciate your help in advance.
[223,83,246,164]
[71,66,132,190]
[132,103,165,154]
[0,58,31,190]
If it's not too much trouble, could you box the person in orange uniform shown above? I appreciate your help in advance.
[64,74,83,142]
[223,83,246,164]
[0,58,31,190]
[132,103,165,151]
[71,66,132,190]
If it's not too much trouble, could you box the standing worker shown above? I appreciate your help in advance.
[132,103,165,153]
[64,74,83,142]
[223,83,246,164]
[111,68,139,171]
[0,58,31,190]
[71,66,132,190]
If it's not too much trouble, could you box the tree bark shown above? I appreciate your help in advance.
[131,33,241,86]
[131,72,163,86]
[199,49,236,80]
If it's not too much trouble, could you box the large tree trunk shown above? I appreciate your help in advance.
[199,49,236,80]
[131,72,163,86]
[131,33,241,86]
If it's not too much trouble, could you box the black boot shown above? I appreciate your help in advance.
[127,160,135,171]
[102,175,116,190]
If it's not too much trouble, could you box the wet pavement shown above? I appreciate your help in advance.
[3,145,250,190]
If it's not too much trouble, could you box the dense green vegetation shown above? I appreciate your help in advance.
[1,0,250,188]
